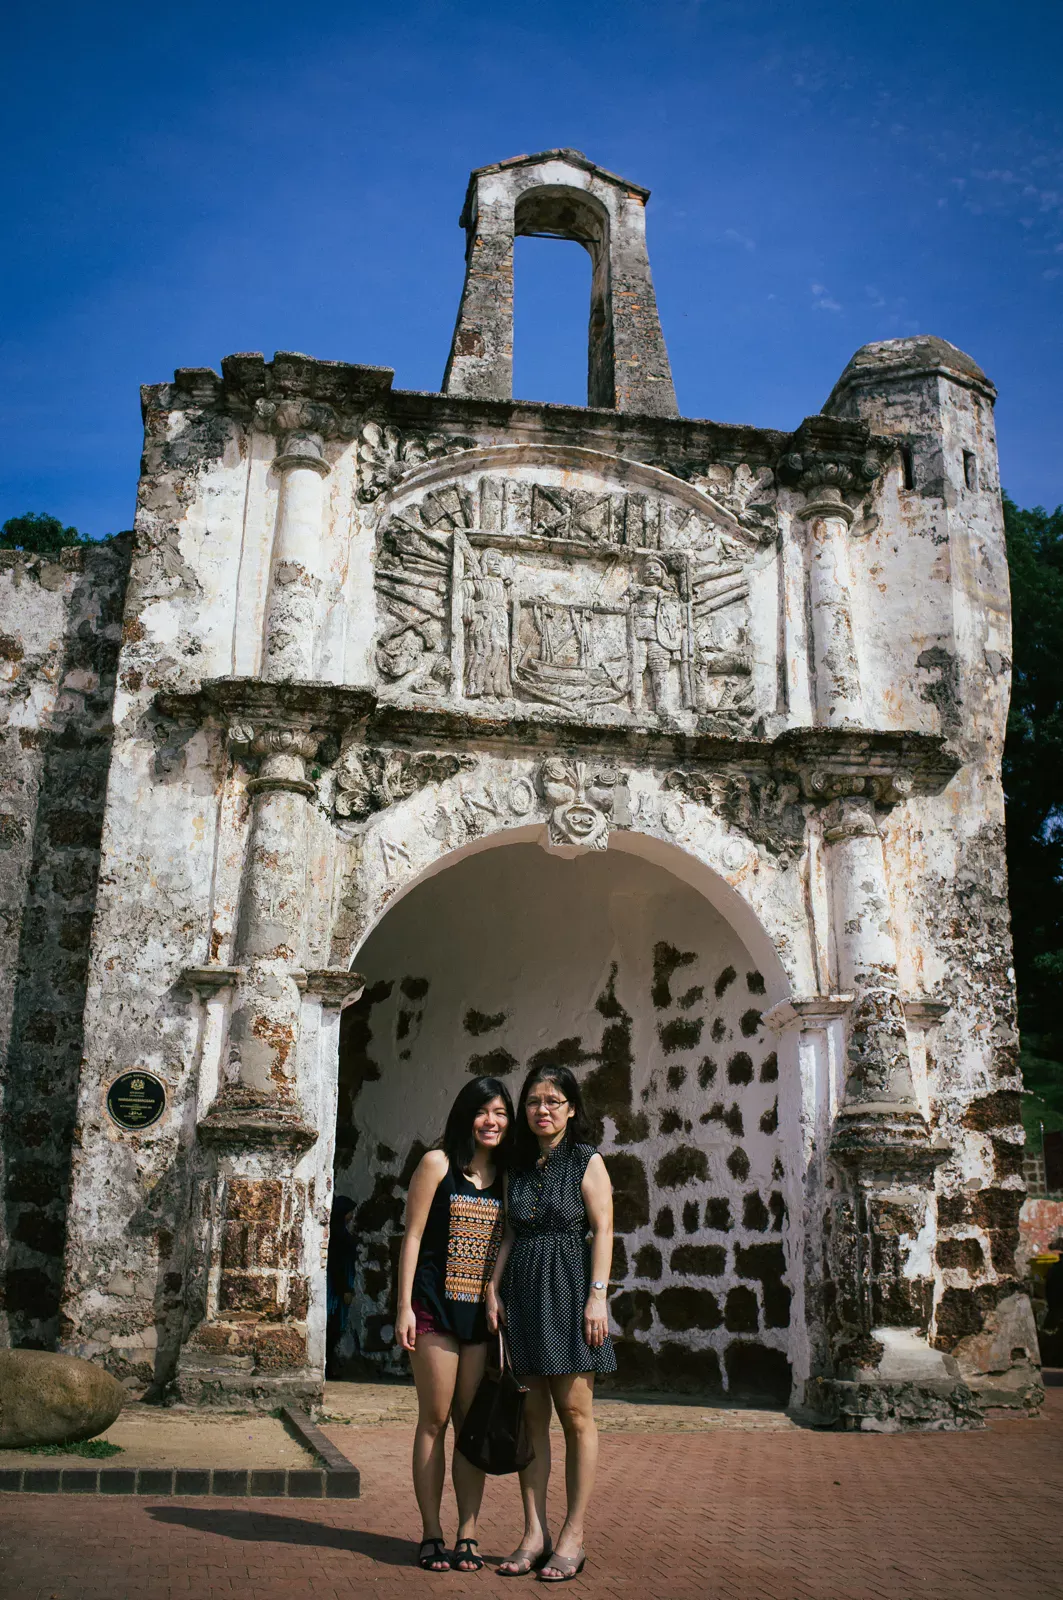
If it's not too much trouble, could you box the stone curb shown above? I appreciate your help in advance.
[0,1407,361,1498]
[0,1464,360,1497]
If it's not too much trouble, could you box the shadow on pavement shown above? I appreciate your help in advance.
[1043,1367,1063,1387]
[147,1507,411,1566]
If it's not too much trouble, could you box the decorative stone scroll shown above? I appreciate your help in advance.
[357,423,475,503]
[333,744,477,820]
[373,470,763,721]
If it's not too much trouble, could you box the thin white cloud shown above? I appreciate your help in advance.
[811,282,842,312]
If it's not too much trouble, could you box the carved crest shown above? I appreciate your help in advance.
[538,758,628,852]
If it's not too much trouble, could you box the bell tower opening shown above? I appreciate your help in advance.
[512,233,594,408]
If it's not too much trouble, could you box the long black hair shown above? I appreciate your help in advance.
[511,1063,595,1169]
[441,1077,515,1173]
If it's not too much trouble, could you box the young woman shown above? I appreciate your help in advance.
[396,1076,513,1572]
[486,1065,615,1584]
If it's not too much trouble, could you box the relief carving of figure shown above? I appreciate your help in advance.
[463,548,511,699]
[630,557,684,715]
[540,758,622,851]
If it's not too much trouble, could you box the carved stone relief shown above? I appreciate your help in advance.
[372,470,764,722]
[333,745,477,820]
[357,423,475,503]
[539,759,629,851]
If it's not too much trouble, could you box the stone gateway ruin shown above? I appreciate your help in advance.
[0,151,1041,1428]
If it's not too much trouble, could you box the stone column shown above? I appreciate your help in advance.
[179,721,324,1405]
[799,487,863,727]
[262,433,330,683]
[814,792,972,1427]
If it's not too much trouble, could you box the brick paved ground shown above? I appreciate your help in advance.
[1,1379,1060,1600]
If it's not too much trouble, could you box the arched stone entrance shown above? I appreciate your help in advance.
[332,835,795,1404]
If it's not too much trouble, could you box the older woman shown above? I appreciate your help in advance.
[487,1065,615,1583]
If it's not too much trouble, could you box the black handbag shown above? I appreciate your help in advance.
[455,1328,535,1475]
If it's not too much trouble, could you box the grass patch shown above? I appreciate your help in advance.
[26,1438,124,1459]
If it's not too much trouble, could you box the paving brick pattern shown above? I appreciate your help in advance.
[1,1384,1060,1600]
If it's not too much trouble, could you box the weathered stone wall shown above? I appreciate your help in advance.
[0,154,1025,1425]
[335,844,791,1400]
[0,538,131,1348]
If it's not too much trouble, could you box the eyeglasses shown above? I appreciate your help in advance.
[526,1097,569,1112]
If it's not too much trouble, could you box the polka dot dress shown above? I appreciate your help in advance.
[502,1138,617,1377]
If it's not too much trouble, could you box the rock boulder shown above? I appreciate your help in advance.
[0,1350,124,1447]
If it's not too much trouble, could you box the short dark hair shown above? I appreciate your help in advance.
[441,1077,515,1172]
[512,1063,595,1168]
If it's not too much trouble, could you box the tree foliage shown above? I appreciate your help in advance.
[1002,493,1063,1133]
[0,512,86,553]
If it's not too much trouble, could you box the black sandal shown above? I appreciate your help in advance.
[417,1538,452,1571]
[453,1537,484,1571]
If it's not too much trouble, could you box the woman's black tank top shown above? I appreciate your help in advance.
[411,1161,504,1343]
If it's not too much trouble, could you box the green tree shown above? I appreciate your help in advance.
[0,512,86,553]
[1002,493,1063,1138]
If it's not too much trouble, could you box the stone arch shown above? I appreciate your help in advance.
[330,822,799,1403]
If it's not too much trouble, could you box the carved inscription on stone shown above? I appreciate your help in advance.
[372,471,762,722]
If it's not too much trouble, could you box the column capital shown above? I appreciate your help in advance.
[273,432,330,476]
[763,994,853,1033]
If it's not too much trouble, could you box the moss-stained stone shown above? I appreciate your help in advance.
[727,1051,753,1085]
[697,1056,717,1088]
[759,1099,779,1134]
[714,966,737,998]
[724,1285,760,1332]
[727,1147,750,1181]
[938,1237,985,1272]
[666,1064,687,1091]
[658,1342,724,1394]
[746,971,765,995]
[660,1109,683,1135]
[704,1197,732,1231]
[400,977,430,1000]
[678,986,704,1010]
[724,1341,791,1404]
[654,1207,675,1239]
[633,1243,663,1278]
[670,1243,726,1276]
[760,1052,778,1083]
[651,941,696,1009]
[768,1192,786,1231]
[613,1110,650,1144]
[658,1017,704,1054]
[611,1239,628,1280]
[682,1200,699,1233]
[466,1047,519,1075]
[743,1191,769,1231]
[656,1286,722,1331]
[739,1009,762,1037]
[961,1091,1022,1131]
[735,1241,786,1285]
[655,1147,709,1188]
[463,1008,506,1036]
[610,1288,653,1335]
[603,1152,649,1232]
[710,1018,727,1042]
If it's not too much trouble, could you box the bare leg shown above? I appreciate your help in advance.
[497,1376,553,1574]
[409,1333,459,1568]
[450,1340,488,1569]
[540,1373,597,1575]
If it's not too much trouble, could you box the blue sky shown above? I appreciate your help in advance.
[2,0,1060,538]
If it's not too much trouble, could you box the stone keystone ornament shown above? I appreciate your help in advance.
[539,758,626,853]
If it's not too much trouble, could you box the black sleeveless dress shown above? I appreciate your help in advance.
[502,1139,617,1377]
[411,1161,504,1343]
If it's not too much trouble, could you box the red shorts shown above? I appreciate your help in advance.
[412,1300,444,1338]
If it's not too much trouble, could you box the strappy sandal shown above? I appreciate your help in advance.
[499,1544,553,1577]
[538,1547,586,1583]
[417,1538,451,1571]
[453,1537,484,1571]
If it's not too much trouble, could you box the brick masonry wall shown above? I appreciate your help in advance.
[0,537,132,1347]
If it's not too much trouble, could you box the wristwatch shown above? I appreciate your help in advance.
[590,1280,608,1291]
